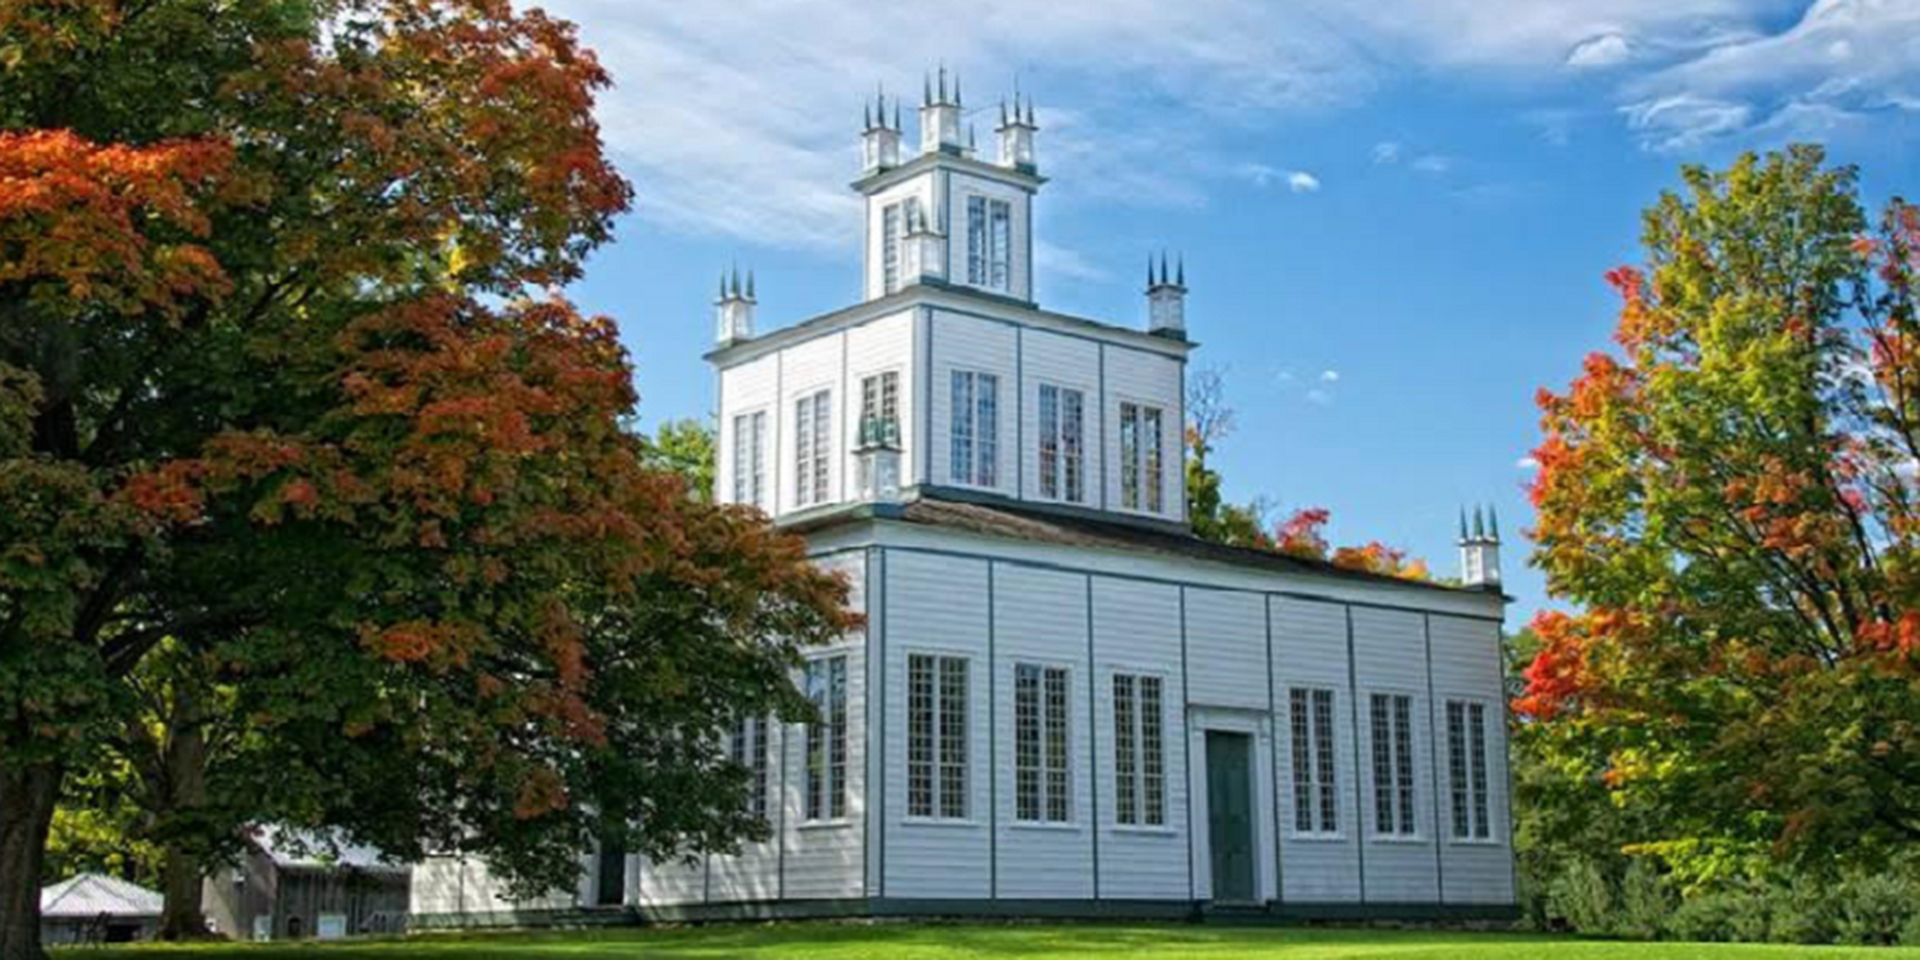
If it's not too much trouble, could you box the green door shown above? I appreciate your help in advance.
[1206,730,1257,902]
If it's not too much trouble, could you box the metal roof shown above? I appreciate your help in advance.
[39,874,163,919]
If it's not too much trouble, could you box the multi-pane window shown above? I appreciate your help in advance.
[794,389,832,507]
[966,195,1012,292]
[1037,384,1086,503]
[1119,402,1165,513]
[908,654,970,819]
[1369,693,1417,836]
[1288,687,1340,835]
[1015,664,1072,824]
[804,656,848,822]
[729,715,770,823]
[1447,700,1493,840]
[1112,673,1167,827]
[950,370,999,487]
[883,202,902,294]
[731,411,767,509]
[859,371,900,446]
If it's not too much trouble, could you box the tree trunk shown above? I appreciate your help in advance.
[156,687,209,941]
[0,761,61,960]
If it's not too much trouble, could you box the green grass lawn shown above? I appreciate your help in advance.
[52,925,1920,959]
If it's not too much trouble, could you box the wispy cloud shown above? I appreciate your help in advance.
[1320,369,1341,382]
[1034,240,1112,283]
[1516,456,1541,470]
[1306,388,1335,406]
[1411,154,1454,174]
[541,0,1920,248]
[1234,162,1322,193]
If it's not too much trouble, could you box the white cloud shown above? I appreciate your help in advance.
[1566,33,1633,69]
[1619,0,1920,150]
[1411,154,1454,174]
[539,0,1920,248]
[1234,163,1323,194]
[1516,456,1541,470]
[1621,93,1754,151]
[1305,388,1335,406]
[1320,369,1341,382]
[1034,240,1112,283]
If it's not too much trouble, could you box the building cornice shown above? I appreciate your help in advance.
[851,150,1046,195]
[705,284,1195,368]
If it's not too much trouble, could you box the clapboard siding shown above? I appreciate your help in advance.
[882,550,992,898]
[707,717,784,903]
[991,566,1095,899]
[1350,606,1440,904]
[1269,596,1363,903]
[1429,614,1515,905]
[928,311,1018,495]
[1091,577,1189,900]
[783,552,868,900]
[1018,329,1102,508]
[1100,346,1184,522]
[1185,589,1268,710]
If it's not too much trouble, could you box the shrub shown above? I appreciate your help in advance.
[1901,909,1920,947]
[1667,890,1741,943]
[1766,876,1839,945]
[1548,859,1616,936]
[1725,886,1774,943]
[1617,861,1672,940]
[1834,872,1916,946]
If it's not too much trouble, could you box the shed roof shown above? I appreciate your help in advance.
[39,874,163,919]
[250,825,405,873]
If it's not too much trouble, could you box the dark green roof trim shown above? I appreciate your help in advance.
[851,150,1046,195]
[705,284,1194,367]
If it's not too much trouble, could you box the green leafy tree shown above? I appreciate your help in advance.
[645,418,716,501]
[0,3,854,957]
[1520,146,1920,878]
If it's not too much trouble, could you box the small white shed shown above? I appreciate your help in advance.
[40,873,164,944]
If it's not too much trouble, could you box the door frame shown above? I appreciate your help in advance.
[1188,706,1275,903]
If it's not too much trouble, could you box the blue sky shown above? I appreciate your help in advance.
[540,0,1920,625]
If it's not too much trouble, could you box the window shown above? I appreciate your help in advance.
[1015,664,1072,824]
[804,656,848,821]
[1112,673,1166,827]
[908,654,970,819]
[1369,693,1417,836]
[966,195,1012,291]
[1037,384,1086,503]
[950,370,999,487]
[1119,402,1165,513]
[731,411,767,508]
[729,715,770,822]
[1288,687,1339,835]
[1447,700,1493,840]
[859,371,900,446]
[883,202,902,293]
[793,389,832,507]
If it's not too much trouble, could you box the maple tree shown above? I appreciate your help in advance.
[1520,146,1920,878]
[0,2,853,957]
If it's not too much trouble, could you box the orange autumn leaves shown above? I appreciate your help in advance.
[1270,506,1432,581]
[0,130,233,316]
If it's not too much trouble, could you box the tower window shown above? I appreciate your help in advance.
[950,370,998,488]
[859,371,900,446]
[1038,383,1085,503]
[794,389,832,507]
[882,203,902,293]
[1120,402,1165,513]
[731,410,766,509]
[966,195,1012,293]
